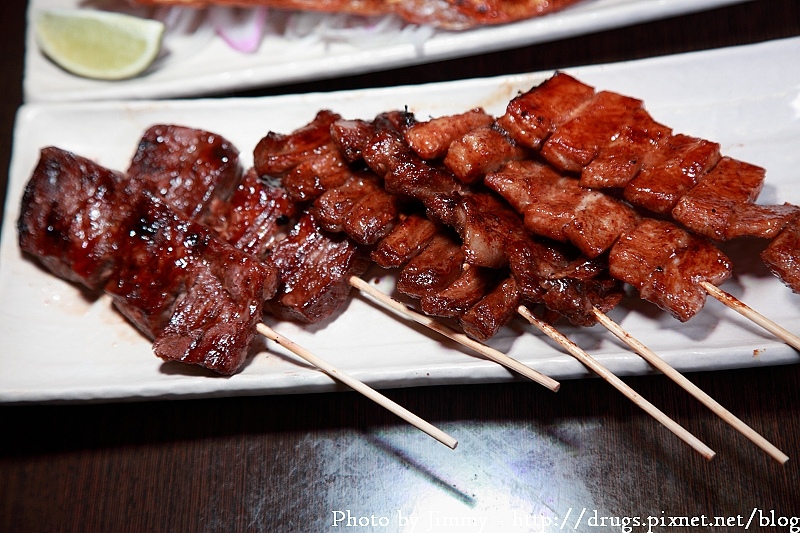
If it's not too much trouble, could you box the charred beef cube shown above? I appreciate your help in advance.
[153,238,278,376]
[127,125,243,220]
[18,147,131,291]
[264,213,369,324]
[107,193,278,374]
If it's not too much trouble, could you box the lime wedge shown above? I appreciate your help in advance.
[34,8,166,81]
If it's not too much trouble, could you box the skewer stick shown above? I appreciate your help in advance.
[256,323,458,449]
[592,308,789,464]
[516,305,715,460]
[349,276,560,392]
[700,281,800,352]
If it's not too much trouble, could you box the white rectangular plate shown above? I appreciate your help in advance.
[3,37,800,403]
[24,0,752,102]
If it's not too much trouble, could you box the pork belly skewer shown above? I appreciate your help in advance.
[18,145,457,449]
[252,111,560,390]
[497,72,800,349]
[424,109,790,461]
[363,108,792,461]
[328,114,716,459]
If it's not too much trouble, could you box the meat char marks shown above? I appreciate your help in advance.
[132,123,370,325]
[18,147,277,375]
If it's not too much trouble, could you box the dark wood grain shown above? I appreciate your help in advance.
[2,1,800,532]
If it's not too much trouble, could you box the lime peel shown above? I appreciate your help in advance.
[35,8,166,81]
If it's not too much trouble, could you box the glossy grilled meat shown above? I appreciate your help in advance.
[404,108,494,160]
[501,73,800,245]
[540,90,644,173]
[609,219,732,322]
[128,124,242,220]
[108,193,277,375]
[18,147,132,291]
[498,72,595,150]
[762,214,800,293]
[335,111,625,329]
[370,213,439,269]
[254,110,352,202]
[132,0,585,30]
[485,160,640,258]
[444,124,529,184]
[201,168,297,259]
[18,147,278,375]
[264,213,370,323]
[623,134,721,214]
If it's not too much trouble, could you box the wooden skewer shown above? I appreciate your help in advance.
[700,281,800,352]
[592,308,789,464]
[516,305,715,460]
[256,323,458,449]
[349,275,560,392]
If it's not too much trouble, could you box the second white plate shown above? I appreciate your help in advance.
[24,0,751,102]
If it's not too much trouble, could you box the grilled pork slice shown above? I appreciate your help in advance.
[672,156,771,240]
[459,276,522,341]
[405,108,494,160]
[18,147,131,291]
[109,193,278,376]
[623,134,721,214]
[365,128,465,227]
[264,213,369,323]
[761,213,800,293]
[371,213,439,268]
[485,160,639,258]
[254,110,341,175]
[128,124,242,220]
[498,72,595,150]
[420,265,498,318]
[580,109,672,189]
[254,110,353,202]
[444,124,529,184]
[540,91,643,173]
[609,219,732,322]
[396,231,465,298]
[452,191,526,269]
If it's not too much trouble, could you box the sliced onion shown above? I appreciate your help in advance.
[208,6,270,54]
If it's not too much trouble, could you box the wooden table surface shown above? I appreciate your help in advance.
[2,1,800,531]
